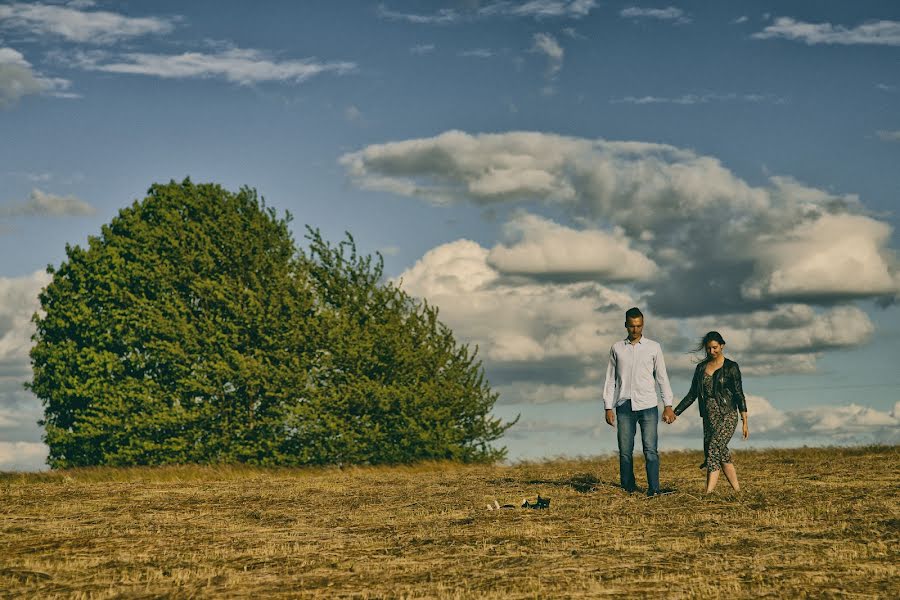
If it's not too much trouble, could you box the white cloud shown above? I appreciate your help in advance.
[496,382,598,406]
[503,396,898,454]
[341,130,899,312]
[0,2,174,44]
[378,1,595,24]
[345,105,363,123]
[0,271,50,376]
[479,0,596,19]
[393,236,880,386]
[487,213,658,281]
[620,6,691,25]
[459,48,494,58]
[0,272,56,472]
[410,44,436,55]
[611,92,783,105]
[394,238,634,367]
[0,47,72,108]
[685,305,875,375]
[742,214,898,301]
[377,4,460,24]
[753,18,900,46]
[0,441,48,471]
[641,395,897,443]
[0,188,95,217]
[68,47,356,85]
[531,33,563,77]
[876,130,900,141]
[732,16,749,25]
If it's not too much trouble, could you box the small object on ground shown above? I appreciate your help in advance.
[487,499,517,510]
[487,496,551,510]
[645,488,676,498]
[521,495,550,509]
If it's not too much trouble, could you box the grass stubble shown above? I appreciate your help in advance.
[0,446,897,599]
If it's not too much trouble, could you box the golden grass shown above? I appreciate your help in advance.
[1,446,897,599]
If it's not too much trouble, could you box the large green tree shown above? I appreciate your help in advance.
[29,179,514,468]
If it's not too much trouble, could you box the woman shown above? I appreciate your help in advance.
[673,331,749,493]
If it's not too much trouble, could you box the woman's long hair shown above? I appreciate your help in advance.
[692,331,726,364]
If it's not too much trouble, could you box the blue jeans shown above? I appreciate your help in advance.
[616,400,659,493]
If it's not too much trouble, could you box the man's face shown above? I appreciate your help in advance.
[625,316,644,341]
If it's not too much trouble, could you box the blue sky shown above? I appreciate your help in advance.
[1,0,899,469]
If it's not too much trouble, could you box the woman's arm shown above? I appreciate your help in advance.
[732,362,747,413]
[673,365,700,416]
[741,411,749,439]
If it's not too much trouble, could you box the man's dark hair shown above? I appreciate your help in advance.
[625,307,643,321]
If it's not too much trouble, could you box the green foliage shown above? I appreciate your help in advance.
[29,179,514,468]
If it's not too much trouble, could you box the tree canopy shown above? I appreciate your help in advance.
[29,179,514,468]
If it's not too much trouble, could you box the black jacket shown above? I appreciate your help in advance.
[674,358,747,419]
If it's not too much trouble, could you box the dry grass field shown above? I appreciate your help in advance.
[1,445,897,599]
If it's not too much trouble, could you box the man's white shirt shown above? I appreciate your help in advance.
[602,336,673,411]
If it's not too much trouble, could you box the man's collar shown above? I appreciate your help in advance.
[625,336,644,345]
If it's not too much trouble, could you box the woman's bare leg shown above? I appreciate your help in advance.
[705,469,720,493]
[722,462,740,491]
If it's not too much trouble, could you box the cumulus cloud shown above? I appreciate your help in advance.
[341,130,899,314]
[505,395,898,453]
[620,6,691,25]
[0,271,53,471]
[0,442,48,471]
[394,238,635,372]
[753,18,900,46]
[876,130,900,142]
[0,2,174,44]
[531,33,563,77]
[65,47,356,85]
[0,271,50,376]
[0,188,95,217]
[0,47,72,108]
[635,395,897,444]
[487,213,658,282]
[393,236,879,391]
[743,214,898,302]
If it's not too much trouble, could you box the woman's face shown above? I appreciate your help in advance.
[705,340,724,359]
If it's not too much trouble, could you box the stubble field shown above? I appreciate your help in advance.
[1,445,897,599]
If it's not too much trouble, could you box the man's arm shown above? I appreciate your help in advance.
[654,345,676,423]
[602,346,617,426]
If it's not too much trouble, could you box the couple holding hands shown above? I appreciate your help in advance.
[602,307,749,496]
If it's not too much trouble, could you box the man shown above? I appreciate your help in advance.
[603,307,675,496]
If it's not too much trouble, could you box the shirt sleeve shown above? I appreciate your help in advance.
[602,346,617,410]
[654,344,674,406]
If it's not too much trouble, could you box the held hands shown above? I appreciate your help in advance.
[662,406,676,424]
[742,414,749,439]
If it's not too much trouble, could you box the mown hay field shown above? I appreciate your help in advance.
[1,446,897,599]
